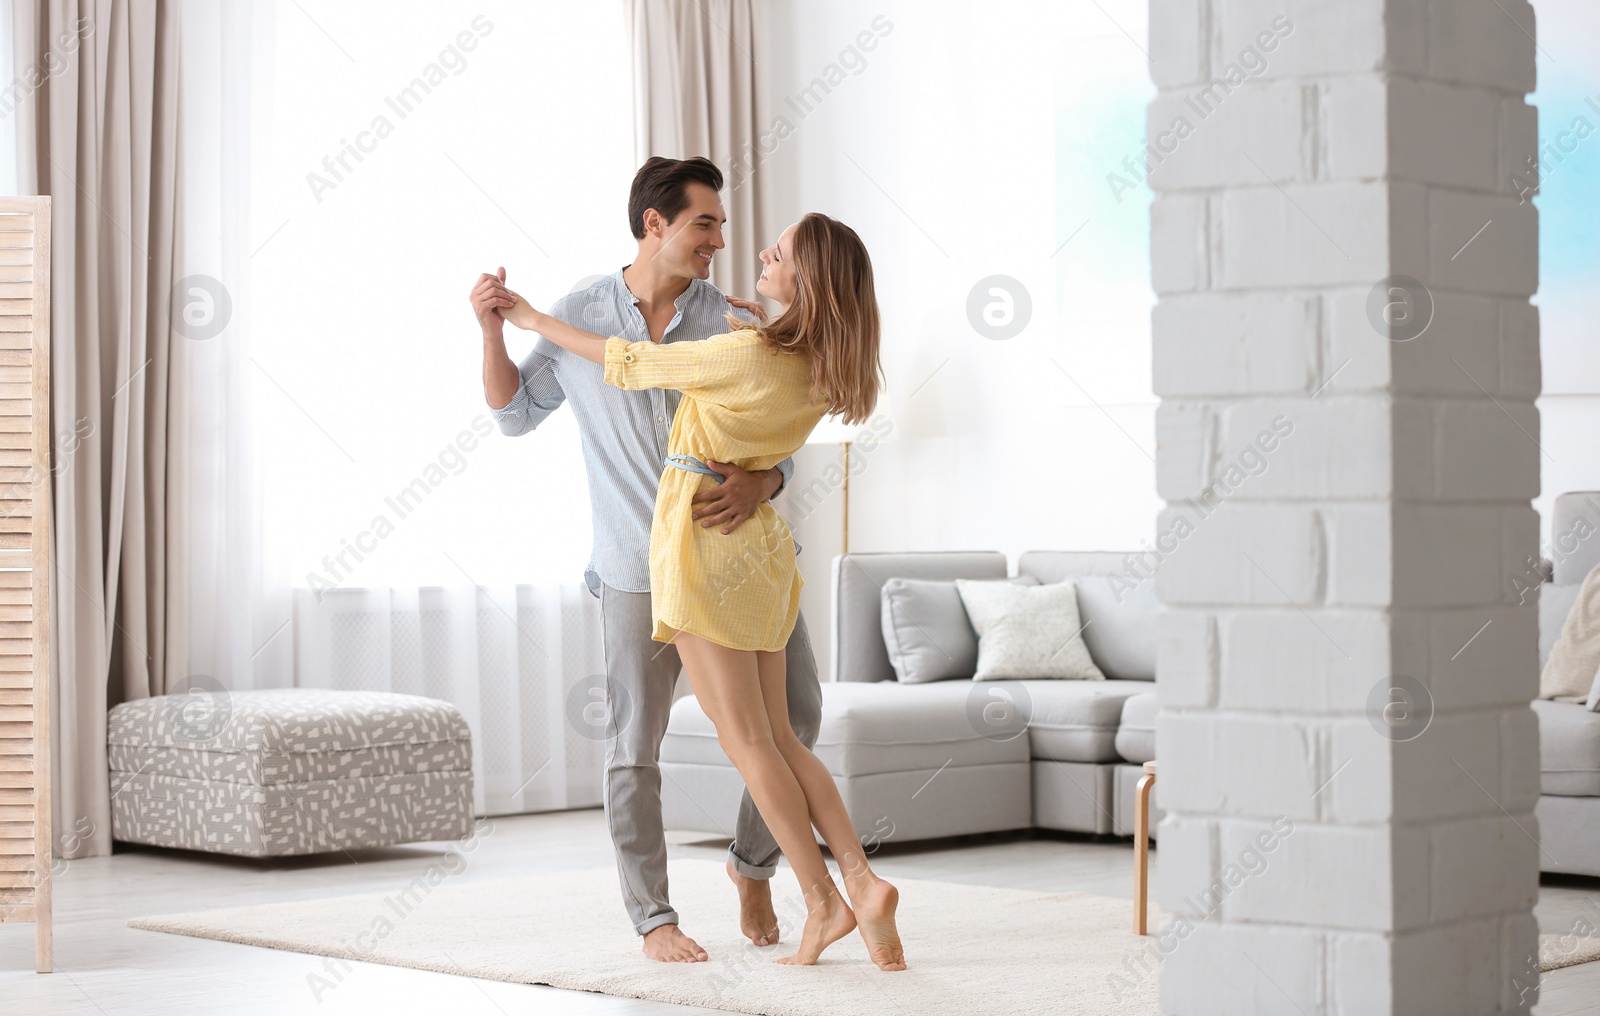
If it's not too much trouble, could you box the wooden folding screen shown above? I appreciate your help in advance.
[0,194,53,973]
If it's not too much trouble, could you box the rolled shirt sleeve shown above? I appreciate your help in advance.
[491,342,565,436]
[604,334,714,391]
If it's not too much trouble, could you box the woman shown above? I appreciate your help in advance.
[485,213,903,970]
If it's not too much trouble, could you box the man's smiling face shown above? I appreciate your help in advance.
[652,182,726,280]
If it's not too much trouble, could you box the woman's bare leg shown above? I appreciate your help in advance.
[754,649,907,971]
[674,632,855,965]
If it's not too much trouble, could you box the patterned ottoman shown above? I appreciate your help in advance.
[107,689,475,858]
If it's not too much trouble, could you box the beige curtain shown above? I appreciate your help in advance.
[624,0,768,301]
[11,0,181,859]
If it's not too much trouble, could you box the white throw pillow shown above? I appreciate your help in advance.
[1542,562,1600,702]
[1586,665,1600,712]
[879,576,1039,684]
[955,579,1106,681]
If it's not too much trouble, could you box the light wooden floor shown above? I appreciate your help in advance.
[2,808,1598,1015]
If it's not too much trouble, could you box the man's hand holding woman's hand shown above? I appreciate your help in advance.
[472,267,543,333]
[470,267,512,338]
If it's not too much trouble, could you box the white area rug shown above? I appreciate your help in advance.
[1542,930,1600,972]
[126,859,1600,1015]
[129,859,1163,1015]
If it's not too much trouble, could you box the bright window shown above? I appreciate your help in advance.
[250,1,635,589]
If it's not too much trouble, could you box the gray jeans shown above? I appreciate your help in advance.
[598,582,823,936]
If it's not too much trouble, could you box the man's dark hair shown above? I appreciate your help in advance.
[628,156,723,240]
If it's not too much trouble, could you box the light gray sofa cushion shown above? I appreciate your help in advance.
[833,552,1008,683]
[1073,575,1159,680]
[1024,679,1153,763]
[1016,551,1157,680]
[1115,691,1158,764]
[879,575,1038,684]
[1535,795,1600,878]
[663,681,1029,778]
[1551,491,1600,584]
[665,678,1154,769]
[1532,698,1600,797]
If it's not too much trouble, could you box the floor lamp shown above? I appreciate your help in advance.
[804,410,896,556]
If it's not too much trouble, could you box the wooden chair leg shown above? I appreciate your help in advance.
[1134,771,1155,935]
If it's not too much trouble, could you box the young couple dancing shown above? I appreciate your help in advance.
[471,156,905,970]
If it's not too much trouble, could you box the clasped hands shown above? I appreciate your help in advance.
[477,271,542,333]
[474,269,780,533]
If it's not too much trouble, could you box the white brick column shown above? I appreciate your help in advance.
[1148,1,1542,1013]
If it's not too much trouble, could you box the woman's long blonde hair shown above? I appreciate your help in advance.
[736,213,883,424]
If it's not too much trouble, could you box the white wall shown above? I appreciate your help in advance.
[758,0,1162,673]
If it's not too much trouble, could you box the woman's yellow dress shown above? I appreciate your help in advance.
[603,330,829,652]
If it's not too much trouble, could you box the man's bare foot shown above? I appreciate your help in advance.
[848,877,906,971]
[642,924,708,963]
[726,860,781,947]
[776,881,856,966]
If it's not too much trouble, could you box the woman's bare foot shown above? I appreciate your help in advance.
[847,877,906,971]
[642,924,708,963]
[775,881,856,966]
[726,860,782,946]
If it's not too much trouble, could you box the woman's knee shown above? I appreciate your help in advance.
[769,727,809,763]
[716,724,779,763]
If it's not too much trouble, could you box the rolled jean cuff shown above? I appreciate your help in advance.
[727,843,778,880]
[635,911,680,937]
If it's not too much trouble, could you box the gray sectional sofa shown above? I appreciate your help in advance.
[661,502,1600,878]
[1533,491,1600,879]
[660,550,1167,846]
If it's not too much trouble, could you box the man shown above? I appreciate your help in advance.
[469,156,823,963]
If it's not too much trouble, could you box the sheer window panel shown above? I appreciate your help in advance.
[1,0,15,195]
